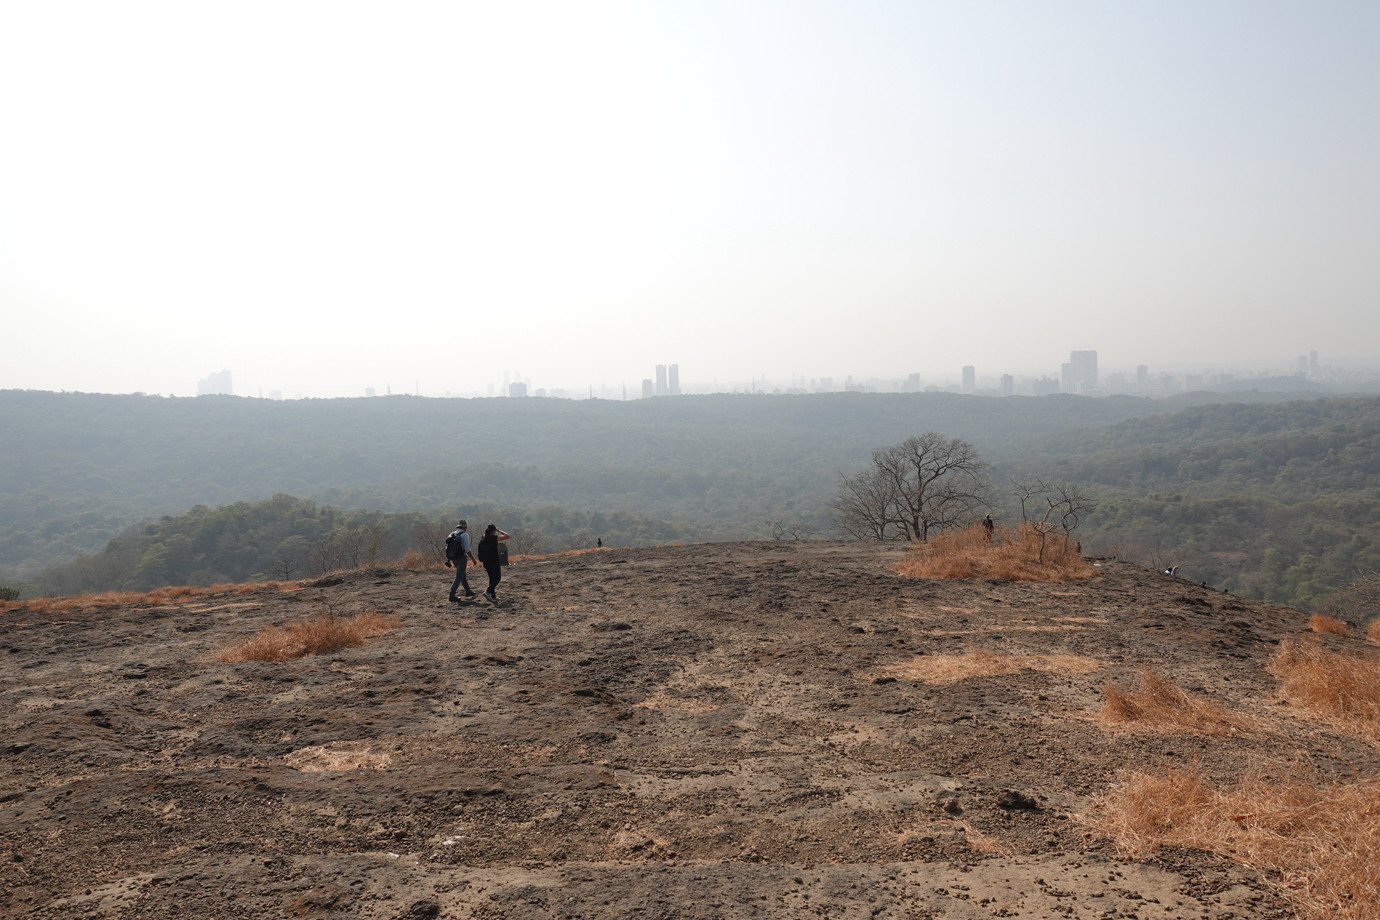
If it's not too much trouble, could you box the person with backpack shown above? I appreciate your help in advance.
[444,520,477,601]
[476,523,510,602]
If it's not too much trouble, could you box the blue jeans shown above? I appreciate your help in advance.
[449,560,471,597]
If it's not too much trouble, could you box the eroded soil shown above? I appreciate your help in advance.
[2,542,1367,918]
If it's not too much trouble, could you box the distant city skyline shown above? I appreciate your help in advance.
[3,4,1376,401]
[171,348,1375,401]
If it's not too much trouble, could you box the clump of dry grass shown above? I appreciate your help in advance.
[399,547,433,571]
[1100,668,1254,735]
[1311,613,1352,636]
[215,611,401,663]
[881,647,1101,684]
[1,580,294,615]
[1270,639,1380,743]
[1370,620,1380,644]
[1097,765,1380,920]
[894,522,1095,582]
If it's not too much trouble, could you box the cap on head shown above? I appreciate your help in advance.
[457,520,467,528]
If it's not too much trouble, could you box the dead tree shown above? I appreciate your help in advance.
[1012,476,1096,564]
[834,433,991,541]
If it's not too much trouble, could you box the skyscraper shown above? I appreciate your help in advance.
[1062,349,1098,395]
[668,364,680,395]
[197,369,232,396]
[655,364,668,396]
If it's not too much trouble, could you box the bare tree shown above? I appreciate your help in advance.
[507,527,546,556]
[412,518,453,561]
[833,433,991,541]
[1318,571,1380,624]
[1011,476,1096,564]
[768,519,819,541]
[832,466,902,539]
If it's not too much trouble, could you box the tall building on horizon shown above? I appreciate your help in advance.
[197,369,232,396]
[1061,348,1098,395]
[667,363,680,395]
[655,364,668,396]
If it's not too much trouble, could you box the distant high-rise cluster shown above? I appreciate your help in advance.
[1061,349,1098,395]
[645,363,681,397]
[197,369,232,396]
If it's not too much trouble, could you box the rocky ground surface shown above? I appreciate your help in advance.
[1,541,1370,919]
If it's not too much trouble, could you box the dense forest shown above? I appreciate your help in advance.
[3,388,1377,612]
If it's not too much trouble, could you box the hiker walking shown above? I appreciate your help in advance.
[444,520,477,601]
[476,523,510,602]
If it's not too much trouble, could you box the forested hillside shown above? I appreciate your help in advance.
[4,388,1377,610]
[1,388,1184,577]
[999,398,1380,608]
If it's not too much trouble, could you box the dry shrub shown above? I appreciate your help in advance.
[284,740,392,772]
[1311,613,1352,636]
[215,610,401,663]
[399,547,433,572]
[1270,639,1380,743]
[1371,620,1380,644]
[1100,668,1254,735]
[1097,765,1380,920]
[894,523,1095,583]
[882,647,1101,684]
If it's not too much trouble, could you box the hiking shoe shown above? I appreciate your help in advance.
[448,596,460,603]
[464,590,476,597]
[484,590,496,601]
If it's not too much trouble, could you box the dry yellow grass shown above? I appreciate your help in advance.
[1,580,294,615]
[1099,668,1255,736]
[399,547,432,571]
[894,522,1096,582]
[1270,638,1380,744]
[881,647,1101,684]
[284,740,393,772]
[1098,765,1380,920]
[215,610,401,663]
[1096,641,1380,920]
[1311,613,1352,636]
[1371,620,1380,643]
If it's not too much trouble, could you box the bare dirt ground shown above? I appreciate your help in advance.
[1,541,1366,919]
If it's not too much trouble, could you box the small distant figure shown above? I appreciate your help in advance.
[1164,565,1179,577]
[476,523,510,602]
[444,520,477,601]
[597,537,603,548]
[982,514,994,544]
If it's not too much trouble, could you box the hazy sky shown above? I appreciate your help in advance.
[2,1,1376,398]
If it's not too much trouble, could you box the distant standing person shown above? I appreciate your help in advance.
[444,520,477,601]
[476,524,510,602]
[982,514,994,543]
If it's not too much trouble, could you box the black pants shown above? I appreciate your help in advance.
[483,562,502,594]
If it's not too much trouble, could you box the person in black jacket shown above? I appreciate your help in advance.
[476,524,510,601]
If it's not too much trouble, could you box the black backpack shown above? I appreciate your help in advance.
[444,531,463,561]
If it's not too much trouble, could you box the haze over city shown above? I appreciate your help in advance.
[3,2,1376,400]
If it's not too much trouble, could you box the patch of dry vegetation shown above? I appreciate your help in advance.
[1097,641,1380,919]
[214,611,401,663]
[399,547,432,572]
[894,523,1096,582]
[0,581,292,615]
[1099,668,1255,735]
[881,647,1101,684]
[1311,613,1352,636]
[1371,620,1380,643]
[1270,638,1380,743]
[1098,765,1380,920]
[284,740,393,772]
